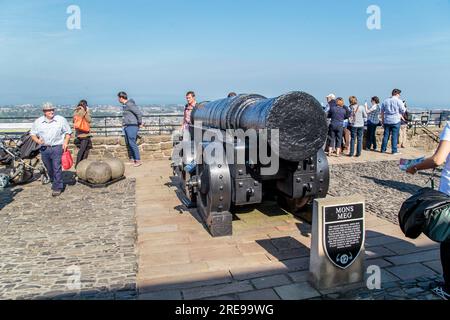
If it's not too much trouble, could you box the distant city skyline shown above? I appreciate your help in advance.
[1,0,450,107]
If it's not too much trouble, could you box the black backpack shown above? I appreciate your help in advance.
[398,187,450,240]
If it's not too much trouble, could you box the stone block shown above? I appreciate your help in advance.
[238,289,280,300]
[274,282,321,300]
[160,135,173,142]
[161,142,173,151]
[182,281,254,300]
[386,263,438,281]
[385,249,440,266]
[251,274,291,289]
[142,144,161,152]
[309,196,366,290]
[138,290,182,300]
[145,136,164,144]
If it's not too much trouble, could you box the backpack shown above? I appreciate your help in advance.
[398,187,450,242]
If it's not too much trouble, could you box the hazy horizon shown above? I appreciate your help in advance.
[1,0,450,107]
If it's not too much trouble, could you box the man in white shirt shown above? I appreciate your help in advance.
[30,102,72,197]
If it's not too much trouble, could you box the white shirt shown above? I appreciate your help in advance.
[439,121,450,195]
[30,115,72,146]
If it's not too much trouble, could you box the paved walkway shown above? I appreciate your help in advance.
[0,175,137,300]
[126,147,443,300]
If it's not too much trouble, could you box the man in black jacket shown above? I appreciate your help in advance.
[118,91,143,167]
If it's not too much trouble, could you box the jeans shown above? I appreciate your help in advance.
[124,125,141,161]
[350,126,364,156]
[75,137,92,168]
[40,145,63,191]
[328,123,344,150]
[381,123,401,154]
[366,122,379,150]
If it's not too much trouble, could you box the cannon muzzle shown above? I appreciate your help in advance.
[192,91,327,162]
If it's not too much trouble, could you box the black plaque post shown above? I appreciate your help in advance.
[309,196,366,290]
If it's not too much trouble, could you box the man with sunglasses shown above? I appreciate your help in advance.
[30,102,72,197]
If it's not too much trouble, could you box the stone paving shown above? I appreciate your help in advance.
[0,173,137,300]
[0,146,445,300]
[128,148,445,301]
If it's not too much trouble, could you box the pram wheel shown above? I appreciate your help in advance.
[41,172,51,185]
[10,166,34,185]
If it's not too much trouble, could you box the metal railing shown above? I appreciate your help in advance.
[408,111,450,128]
[1,110,449,139]
[0,114,184,137]
[407,111,450,141]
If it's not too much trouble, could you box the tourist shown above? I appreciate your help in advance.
[380,89,406,155]
[227,92,237,98]
[365,96,381,151]
[327,97,349,157]
[348,96,367,157]
[324,93,336,113]
[73,100,92,168]
[30,102,72,197]
[118,91,143,167]
[406,121,450,300]
[182,91,197,135]
[398,101,409,149]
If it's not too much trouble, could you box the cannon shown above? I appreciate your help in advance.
[172,91,330,237]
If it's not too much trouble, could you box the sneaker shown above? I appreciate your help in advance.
[52,190,62,197]
[431,286,450,300]
[125,159,135,165]
[133,161,142,167]
[392,152,402,155]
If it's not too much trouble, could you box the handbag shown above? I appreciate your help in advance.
[61,149,74,170]
[74,111,90,133]
[349,105,360,125]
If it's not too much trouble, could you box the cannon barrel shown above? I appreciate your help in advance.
[192,91,328,162]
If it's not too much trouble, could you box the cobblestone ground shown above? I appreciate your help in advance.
[327,161,443,300]
[0,174,137,300]
[324,276,443,300]
[329,160,439,225]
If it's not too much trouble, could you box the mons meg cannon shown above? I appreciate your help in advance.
[172,91,330,237]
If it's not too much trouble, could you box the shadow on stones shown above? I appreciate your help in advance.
[0,187,23,210]
[255,237,311,270]
[62,171,77,186]
[361,176,422,195]
[296,222,312,238]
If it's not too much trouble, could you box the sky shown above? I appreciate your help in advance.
[0,0,450,107]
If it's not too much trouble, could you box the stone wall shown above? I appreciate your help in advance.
[369,126,440,152]
[69,135,173,161]
[68,127,440,161]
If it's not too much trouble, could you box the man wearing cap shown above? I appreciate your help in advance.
[30,102,72,197]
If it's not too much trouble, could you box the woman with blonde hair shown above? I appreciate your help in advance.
[348,96,367,157]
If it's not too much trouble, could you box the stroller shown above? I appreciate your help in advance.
[0,132,50,188]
